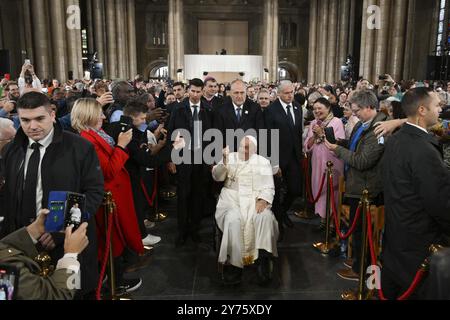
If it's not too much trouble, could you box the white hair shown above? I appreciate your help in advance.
[0,118,15,139]
[278,80,293,92]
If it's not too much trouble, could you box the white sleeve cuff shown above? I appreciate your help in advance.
[56,254,80,274]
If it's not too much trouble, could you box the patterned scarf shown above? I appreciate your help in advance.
[315,112,335,144]
[91,128,115,147]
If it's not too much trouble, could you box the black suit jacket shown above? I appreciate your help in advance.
[168,100,214,156]
[264,99,303,168]
[201,95,223,111]
[382,124,450,286]
[1,122,104,293]
[213,98,265,150]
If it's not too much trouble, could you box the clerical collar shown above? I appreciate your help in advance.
[406,122,428,134]
[28,128,54,149]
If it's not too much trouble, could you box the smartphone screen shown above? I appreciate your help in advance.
[0,264,19,300]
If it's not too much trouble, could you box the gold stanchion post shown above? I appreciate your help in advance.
[153,168,168,222]
[103,192,117,300]
[313,161,339,254]
[342,190,370,300]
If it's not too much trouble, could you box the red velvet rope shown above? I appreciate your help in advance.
[366,206,427,300]
[329,176,362,240]
[305,170,326,204]
[140,170,158,207]
[96,207,115,301]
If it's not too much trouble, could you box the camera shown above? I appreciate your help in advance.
[379,75,388,81]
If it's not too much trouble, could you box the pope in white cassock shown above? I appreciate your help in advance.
[212,136,279,285]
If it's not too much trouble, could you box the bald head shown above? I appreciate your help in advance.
[230,79,247,106]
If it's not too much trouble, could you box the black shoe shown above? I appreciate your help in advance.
[256,256,274,286]
[117,278,142,293]
[222,265,243,285]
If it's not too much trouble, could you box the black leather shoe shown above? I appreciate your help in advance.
[256,257,273,286]
[222,265,243,285]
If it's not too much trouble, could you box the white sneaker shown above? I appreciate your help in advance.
[142,234,161,246]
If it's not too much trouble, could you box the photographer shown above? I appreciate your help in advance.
[18,62,42,96]
[0,209,89,300]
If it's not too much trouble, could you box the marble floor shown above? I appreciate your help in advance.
[128,199,353,300]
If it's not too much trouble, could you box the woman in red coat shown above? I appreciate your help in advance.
[71,98,144,264]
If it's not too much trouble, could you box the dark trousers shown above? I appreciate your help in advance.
[176,163,209,237]
[381,266,424,300]
[130,174,148,239]
[280,155,303,213]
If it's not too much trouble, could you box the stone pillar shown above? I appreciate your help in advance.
[374,0,390,79]
[262,0,278,83]
[359,0,369,77]
[65,0,83,80]
[429,0,440,55]
[50,0,68,82]
[31,0,51,79]
[308,0,318,84]
[348,0,356,55]
[115,0,127,79]
[105,0,118,78]
[127,0,137,79]
[389,0,408,81]
[93,0,107,76]
[271,0,278,82]
[363,0,377,82]
[326,0,338,83]
[176,0,185,78]
[22,0,34,62]
[403,0,416,80]
[168,0,176,79]
[317,0,328,83]
[337,0,350,80]
[86,0,95,54]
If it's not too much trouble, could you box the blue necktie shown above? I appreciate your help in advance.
[236,107,242,123]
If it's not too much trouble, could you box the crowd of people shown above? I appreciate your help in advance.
[0,60,449,299]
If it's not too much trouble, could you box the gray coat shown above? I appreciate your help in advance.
[0,228,75,300]
[334,112,389,199]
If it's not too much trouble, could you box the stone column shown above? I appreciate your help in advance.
[115,0,127,79]
[168,0,176,79]
[359,0,369,77]
[50,0,68,82]
[389,0,407,81]
[348,0,356,55]
[86,0,94,54]
[31,0,51,79]
[271,0,279,82]
[127,0,137,79]
[175,0,185,79]
[403,0,416,80]
[308,0,318,84]
[93,0,107,76]
[326,0,338,83]
[429,0,440,55]
[337,0,350,80]
[22,0,34,63]
[374,0,390,78]
[105,0,117,78]
[363,0,377,82]
[65,0,83,80]
[317,0,328,83]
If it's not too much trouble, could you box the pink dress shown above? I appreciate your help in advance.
[304,117,345,218]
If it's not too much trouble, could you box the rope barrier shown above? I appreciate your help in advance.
[366,205,427,301]
[96,207,114,300]
[303,154,327,204]
[140,169,158,207]
[329,175,362,240]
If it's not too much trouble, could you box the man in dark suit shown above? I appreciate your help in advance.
[213,79,265,151]
[265,81,303,238]
[202,77,223,111]
[1,92,104,299]
[382,87,450,299]
[167,79,214,246]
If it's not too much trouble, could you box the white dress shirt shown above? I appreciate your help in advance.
[279,98,296,125]
[406,122,428,134]
[24,128,54,217]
